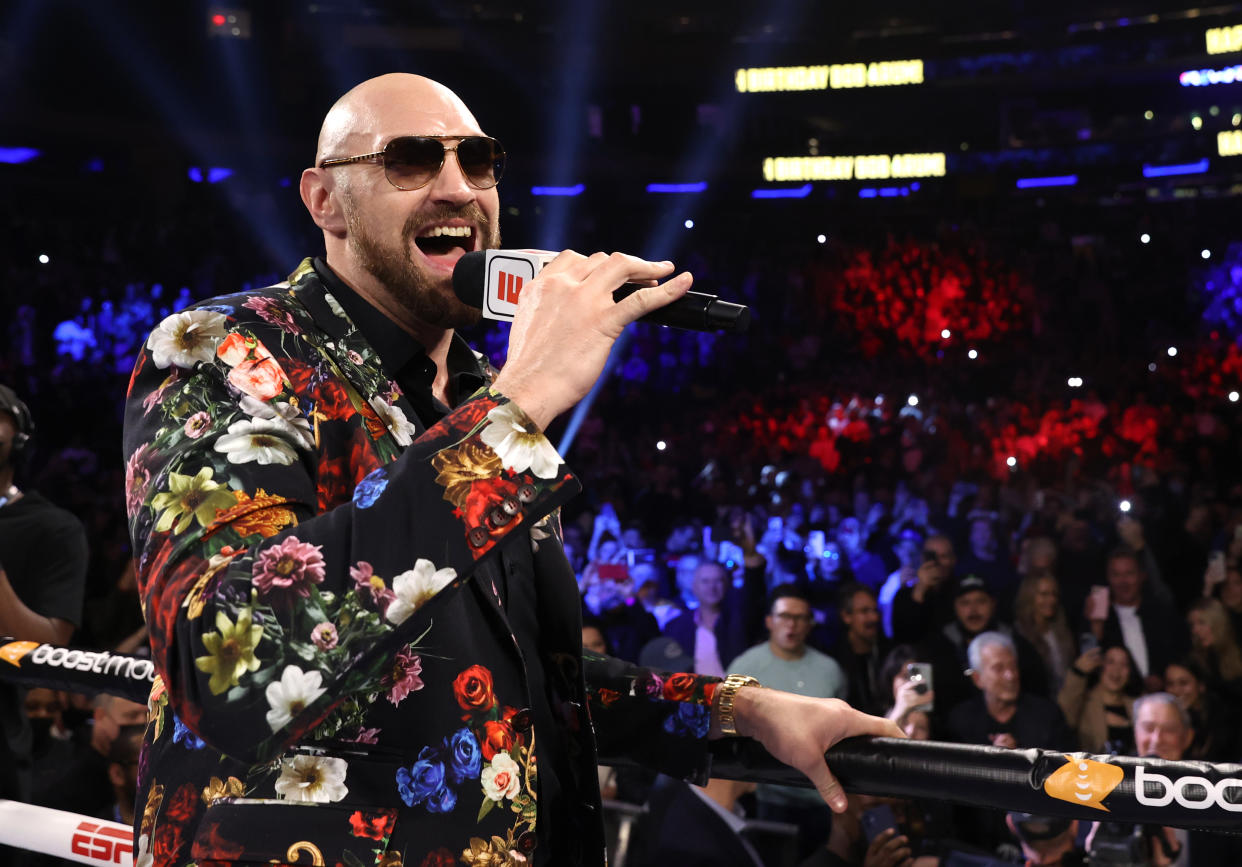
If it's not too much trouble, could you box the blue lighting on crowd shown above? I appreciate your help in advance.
[1015,174,1078,189]
[859,188,879,198]
[1180,65,1242,87]
[1142,159,1209,178]
[84,158,105,173]
[751,184,813,199]
[1200,242,1242,337]
[646,182,709,194]
[0,147,40,164]
[531,183,586,197]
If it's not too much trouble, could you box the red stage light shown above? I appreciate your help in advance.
[212,13,227,26]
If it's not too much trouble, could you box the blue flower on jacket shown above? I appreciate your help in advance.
[396,745,450,810]
[171,714,206,750]
[663,702,711,738]
[444,727,482,785]
[353,468,388,509]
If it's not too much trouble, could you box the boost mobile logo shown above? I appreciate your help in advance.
[1135,765,1242,811]
[1044,755,1123,811]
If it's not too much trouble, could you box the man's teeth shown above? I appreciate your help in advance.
[419,226,471,238]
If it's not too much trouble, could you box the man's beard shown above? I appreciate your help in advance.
[346,200,500,330]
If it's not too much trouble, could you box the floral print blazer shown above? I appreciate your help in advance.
[122,260,721,867]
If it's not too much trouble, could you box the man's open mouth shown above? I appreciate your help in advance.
[413,223,476,260]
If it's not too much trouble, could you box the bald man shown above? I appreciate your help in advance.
[122,74,899,867]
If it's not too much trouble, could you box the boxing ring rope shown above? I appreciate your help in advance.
[3,638,1241,863]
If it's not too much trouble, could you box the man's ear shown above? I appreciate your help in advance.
[300,168,347,235]
[970,668,983,690]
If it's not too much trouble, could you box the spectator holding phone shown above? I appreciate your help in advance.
[1057,643,1139,753]
[890,534,959,644]
[878,645,937,729]
[1087,546,1186,693]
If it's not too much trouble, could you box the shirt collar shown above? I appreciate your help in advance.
[312,257,486,403]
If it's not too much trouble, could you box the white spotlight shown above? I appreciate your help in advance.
[1006,456,1017,468]
[38,254,49,264]
[1202,249,1211,259]
[656,440,667,451]
[1120,499,1132,513]
[684,219,694,229]
[1230,391,1240,403]
[968,349,978,360]
[907,395,919,407]
[1167,346,1178,357]
[1140,233,1150,244]
[816,234,827,244]
[940,329,951,339]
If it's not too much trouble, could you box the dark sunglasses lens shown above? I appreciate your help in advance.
[383,137,446,189]
[457,137,505,188]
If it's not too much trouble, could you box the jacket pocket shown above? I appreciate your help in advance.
[190,798,397,866]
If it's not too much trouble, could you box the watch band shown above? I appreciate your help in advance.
[716,673,762,736]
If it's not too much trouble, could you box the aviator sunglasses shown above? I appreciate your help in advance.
[318,135,506,191]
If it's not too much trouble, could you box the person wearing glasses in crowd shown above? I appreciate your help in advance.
[728,584,848,858]
[121,73,900,867]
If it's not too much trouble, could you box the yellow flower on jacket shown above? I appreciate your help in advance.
[432,441,503,508]
[151,466,236,535]
[201,775,246,805]
[195,608,263,695]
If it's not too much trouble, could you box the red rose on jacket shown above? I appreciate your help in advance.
[481,720,515,761]
[662,672,699,702]
[453,665,496,713]
[348,810,395,840]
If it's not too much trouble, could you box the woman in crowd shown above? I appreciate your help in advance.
[1164,656,1239,761]
[1186,596,1242,699]
[1057,643,1140,754]
[879,644,937,731]
[1013,570,1076,696]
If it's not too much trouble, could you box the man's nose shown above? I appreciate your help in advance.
[426,147,476,204]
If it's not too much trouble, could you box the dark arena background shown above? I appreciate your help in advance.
[5,1,1242,865]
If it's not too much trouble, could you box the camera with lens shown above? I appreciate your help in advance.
[1087,822,1173,866]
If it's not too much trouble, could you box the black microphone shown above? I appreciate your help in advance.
[452,250,750,333]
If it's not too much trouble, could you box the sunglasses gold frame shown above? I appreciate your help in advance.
[318,135,505,191]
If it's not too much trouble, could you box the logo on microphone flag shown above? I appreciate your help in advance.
[482,250,553,322]
[1044,754,1123,811]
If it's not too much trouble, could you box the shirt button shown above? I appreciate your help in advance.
[467,526,490,548]
[488,506,513,528]
[516,484,537,503]
[500,496,521,516]
[511,708,533,732]
[516,831,537,855]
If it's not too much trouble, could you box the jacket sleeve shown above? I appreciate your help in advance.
[584,653,719,785]
[123,307,578,764]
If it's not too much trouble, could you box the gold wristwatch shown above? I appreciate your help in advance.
[715,673,762,736]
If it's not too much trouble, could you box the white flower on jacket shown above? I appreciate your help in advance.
[274,754,349,803]
[214,418,301,465]
[368,396,416,446]
[146,310,229,369]
[265,665,326,731]
[481,752,522,802]
[239,395,315,448]
[480,403,562,479]
[386,559,457,625]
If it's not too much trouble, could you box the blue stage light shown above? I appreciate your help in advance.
[646,182,708,194]
[531,184,586,197]
[1016,175,1078,189]
[0,147,40,164]
[1142,159,1209,178]
[751,184,812,199]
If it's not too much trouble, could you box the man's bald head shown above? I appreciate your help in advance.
[301,73,500,332]
[314,74,482,168]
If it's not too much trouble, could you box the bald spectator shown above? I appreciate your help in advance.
[663,561,751,677]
